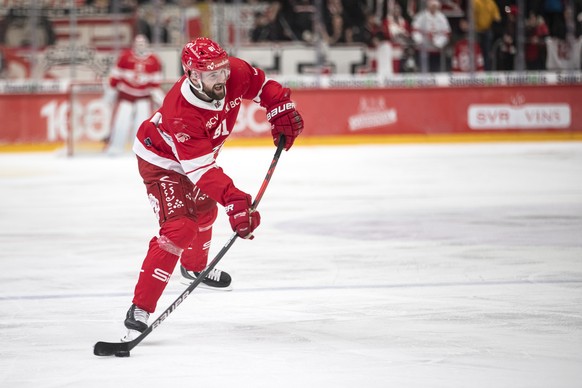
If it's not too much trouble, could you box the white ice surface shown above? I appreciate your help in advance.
[1,142,581,388]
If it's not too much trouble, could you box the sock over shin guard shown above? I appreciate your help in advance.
[180,207,217,272]
[132,218,198,312]
[180,225,212,272]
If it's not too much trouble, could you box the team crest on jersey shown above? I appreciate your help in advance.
[148,193,160,221]
[175,132,191,143]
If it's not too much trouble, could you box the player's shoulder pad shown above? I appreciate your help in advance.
[228,56,260,76]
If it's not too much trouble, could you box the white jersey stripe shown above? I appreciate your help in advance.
[185,165,216,185]
[112,67,162,84]
[182,153,217,184]
[117,83,155,97]
[133,138,185,173]
[157,128,179,158]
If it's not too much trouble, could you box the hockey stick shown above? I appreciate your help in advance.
[94,135,286,357]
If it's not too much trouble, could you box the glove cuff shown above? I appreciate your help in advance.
[225,192,252,215]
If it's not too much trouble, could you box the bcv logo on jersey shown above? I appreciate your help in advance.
[225,96,243,114]
[206,114,219,129]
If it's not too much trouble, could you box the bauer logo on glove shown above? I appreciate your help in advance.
[226,194,261,239]
[266,102,296,121]
[267,100,304,151]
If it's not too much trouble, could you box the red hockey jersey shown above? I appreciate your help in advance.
[109,49,163,101]
[451,39,484,72]
[133,56,289,206]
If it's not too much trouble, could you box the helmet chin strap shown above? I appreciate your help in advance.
[187,72,213,102]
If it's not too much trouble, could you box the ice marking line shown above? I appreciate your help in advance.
[1,279,581,302]
[0,291,131,301]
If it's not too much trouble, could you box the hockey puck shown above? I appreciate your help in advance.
[115,350,130,358]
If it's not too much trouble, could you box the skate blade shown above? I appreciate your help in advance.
[121,329,141,342]
[180,278,232,291]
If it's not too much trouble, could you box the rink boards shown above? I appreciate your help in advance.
[1,80,581,152]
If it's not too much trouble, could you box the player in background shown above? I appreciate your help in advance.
[122,37,304,341]
[104,34,165,156]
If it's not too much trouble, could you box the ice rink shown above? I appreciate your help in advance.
[1,141,581,388]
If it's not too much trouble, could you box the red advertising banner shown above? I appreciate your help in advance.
[290,86,582,137]
[1,85,581,147]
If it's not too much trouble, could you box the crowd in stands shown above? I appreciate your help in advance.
[249,0,582,72]
[1,0,581,77]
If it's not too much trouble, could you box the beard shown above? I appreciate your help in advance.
[203,83,226,100]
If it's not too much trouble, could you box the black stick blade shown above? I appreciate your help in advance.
[94,341,130,356]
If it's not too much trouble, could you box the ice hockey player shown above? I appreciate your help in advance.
[104,34,164,155]
[121,37,304,341]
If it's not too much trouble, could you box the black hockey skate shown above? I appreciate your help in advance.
[122,304,150,342]
[180,265,232,291]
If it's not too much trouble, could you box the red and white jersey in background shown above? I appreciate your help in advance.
[451,39,484,72]
[133,56,289,205]
[109,49,162,101]
[383,15,410,44]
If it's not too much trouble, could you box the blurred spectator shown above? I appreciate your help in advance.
[384,3,412,46]
[406,0,461,19]
[440,0,464,18]
[539,0,567,39]
[451,18,484,72]
[0,47,4,77]
[545,35,582,69]
[525,11,549,70]
[408,0,419,19]
[384,3,413,73]
[496,4,517,70]
[400,45,419,72]
[574,0,582,37]
[350,11,386,47]
[86,0,113,13]
[0,5,56,48]
[250,2,287,42]
[544,0,582,71]
[473,0,501,70]
[86,0,137,13]
[135,4,170,44]
[369,0,389,21]
[104,35,164,156]
[280,0,316,42]
[411,0,451,72]
[342,0,368,38]
[322,0,346,44]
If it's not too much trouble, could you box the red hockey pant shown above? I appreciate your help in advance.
[133,157,218,313]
